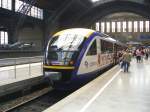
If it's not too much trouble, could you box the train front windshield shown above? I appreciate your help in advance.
[45,34,86,66]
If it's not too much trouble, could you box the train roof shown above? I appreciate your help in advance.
[101,36,126,47]
[52,28,126,46]
[53,28,95,38]
[104,37,117,42]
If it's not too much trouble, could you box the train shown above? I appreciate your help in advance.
[43,28,126,89]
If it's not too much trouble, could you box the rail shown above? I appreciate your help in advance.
[0,56,43,67]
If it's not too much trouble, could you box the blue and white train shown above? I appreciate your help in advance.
[43,28,125,88]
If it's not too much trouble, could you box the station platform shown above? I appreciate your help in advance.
[0,56,44,97]
[0,62,42,86]
[43,58,150,112]
[0,56,43,86]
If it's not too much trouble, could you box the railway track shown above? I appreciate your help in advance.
[0,87,74,112]
[0,87,52,112]
[0,66,113,112]
[9,89,73,112]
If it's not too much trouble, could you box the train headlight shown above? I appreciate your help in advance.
[69,60,74,65]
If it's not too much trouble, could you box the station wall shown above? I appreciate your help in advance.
[18,26,43,51]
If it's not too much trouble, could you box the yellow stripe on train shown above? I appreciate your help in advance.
[43,65,75,70]
[53,28,94,38]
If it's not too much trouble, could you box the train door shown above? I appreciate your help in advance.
[77,37,99,75]
[100,40,114,67]
[113,43,117,64]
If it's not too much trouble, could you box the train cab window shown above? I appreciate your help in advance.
[87,40,97,56]
[101,40,113,53]
[46,34,86,65]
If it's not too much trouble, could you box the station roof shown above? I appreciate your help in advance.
[34,0,150,28]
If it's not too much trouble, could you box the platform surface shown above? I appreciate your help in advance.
[0,62,43,86]
[43,58,150,112]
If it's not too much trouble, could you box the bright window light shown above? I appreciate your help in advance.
[139,21,143,32]
[91,0,100,2]
[106,22,110,33]
[1,0,12,10]
[112,22,115,32]
[134,21,138,32]
[122,21,126,32]
[1,32,5,44]
[95,22,99,31]
[128,21,132,32]
[0,31,8,45]
[15,0,43,20]
[101,22,105,32]
[145,21,149,32]
[117,22,121,32]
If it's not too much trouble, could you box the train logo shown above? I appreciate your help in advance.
[84,61,88,68]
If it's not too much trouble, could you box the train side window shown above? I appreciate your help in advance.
[101,40,113,53]
[87,40,97,55]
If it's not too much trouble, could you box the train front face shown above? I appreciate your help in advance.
[43,29,90,82]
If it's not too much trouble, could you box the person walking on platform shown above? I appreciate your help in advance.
[136,49,141,63]
[145,49,149,60]
[122,49,132,72]
[141,48,145,62]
